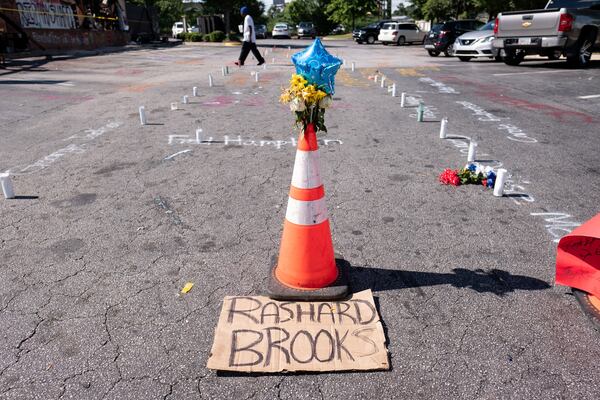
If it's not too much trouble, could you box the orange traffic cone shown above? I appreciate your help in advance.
[267,123,349,300]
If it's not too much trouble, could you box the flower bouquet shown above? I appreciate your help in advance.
[280,74,332,133]
[439,163,497,188]
[280,39,341,135]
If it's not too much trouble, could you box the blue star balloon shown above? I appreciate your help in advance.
[291,39,342,95]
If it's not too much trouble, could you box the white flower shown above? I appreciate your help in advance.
[319,95,333,109]
[289,97,306,112]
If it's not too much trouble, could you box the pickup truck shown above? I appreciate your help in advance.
[492,0,600,67]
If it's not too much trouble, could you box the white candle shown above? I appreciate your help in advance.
[193,86,198,97]
[255,72,259,82]
[196,128,203,144]
[182,95,188,104]
[221,67,226,76]
[391,83,396,97]
[138,106,146,125]
[440,117,448,139]
[494,169,508,197]
[0,173,15,199]
[208,74,213,87]
[381,76,386,88]
[351,62,355,72]
[374,75,378,83]
[467,140,477,162]
[400,92,406,108]
[171,102,178,111]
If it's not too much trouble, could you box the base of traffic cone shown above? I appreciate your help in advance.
[266,256,350,301]
[573,289,600,331]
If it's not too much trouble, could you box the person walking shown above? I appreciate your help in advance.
[235,6,265,67]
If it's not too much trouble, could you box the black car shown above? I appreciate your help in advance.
[352,20,393,44]
[423,20,484,56]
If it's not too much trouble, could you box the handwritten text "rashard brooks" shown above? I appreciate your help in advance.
[225,297,381,368]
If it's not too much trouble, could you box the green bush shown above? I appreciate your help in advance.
[188,32,203,42]
[208,30,225,42]
[176,32,186,40]
[226,33,241,42]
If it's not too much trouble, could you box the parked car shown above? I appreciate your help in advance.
[272,23,291,39]
[331,25,345,35]
[297,22,316,39]
[353,20,393,44]
[493,0,600,67]
[187,26,199,33]
[172,22,184,38]
[256,24,267,39]
[453,20,501,61]
[424,20,485,56]
[378,22,428,45]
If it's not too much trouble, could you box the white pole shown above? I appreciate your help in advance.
[374,75,378,83]
[171,102,178,111]
[139,106,146,125]
[467,140,477,162]
[221,67,226,76]
[400,92,406,108]
[493,169,508,197]
[440,117,448,139]
[208,74,213,87]
[0,173,15,199]
[182,95,188,104]
[193,87,198,97]
[196,128,203,144]
[351,62,355,72]
[381,76,386,88]
[391,83,396,97]
[255,72,259,82]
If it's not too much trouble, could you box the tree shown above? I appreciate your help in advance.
[128,0,183,33]
[422,0,453,21]
[393,3,408,16]
[326,0,379,30]
[202,0,265,35]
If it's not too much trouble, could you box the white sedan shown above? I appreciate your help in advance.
[453,21,500,61]
[272,23,291,39]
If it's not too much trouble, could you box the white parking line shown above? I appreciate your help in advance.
[492,70,571,76]
[578,94,600,99]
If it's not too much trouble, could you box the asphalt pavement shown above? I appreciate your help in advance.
[1,39,599,399]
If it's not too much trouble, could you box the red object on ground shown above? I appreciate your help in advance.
[439,168,460,186]
[556,213,600,297]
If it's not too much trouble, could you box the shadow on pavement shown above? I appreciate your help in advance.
[349,265,550,296]
[508,59,600,70]
[0,79,68,85]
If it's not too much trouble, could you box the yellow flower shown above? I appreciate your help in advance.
[315,90,327,101]
[302,85,318,103]
[279,90,292,104]
[290,74,307,87]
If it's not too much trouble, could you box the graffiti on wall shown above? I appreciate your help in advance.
[16,0,76,30]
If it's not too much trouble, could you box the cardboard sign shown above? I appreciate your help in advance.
[556,213,600,297]
[207,290,389,372]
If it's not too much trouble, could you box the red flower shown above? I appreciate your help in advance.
[482,179,487,187]
[439,168,460,186]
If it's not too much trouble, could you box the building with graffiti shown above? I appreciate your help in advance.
[0,0,141,54]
